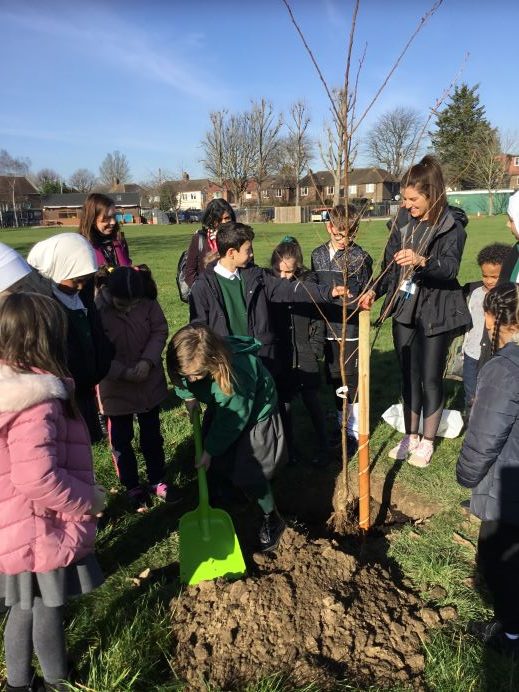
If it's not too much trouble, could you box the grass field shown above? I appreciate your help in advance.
[0,215,518,691]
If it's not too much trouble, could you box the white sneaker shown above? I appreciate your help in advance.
[388,434,420,460]
[407,439,434,468]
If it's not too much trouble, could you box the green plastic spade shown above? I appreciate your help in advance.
[179,409,246,585]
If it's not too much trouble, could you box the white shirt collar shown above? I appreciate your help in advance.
[214,262,241,280]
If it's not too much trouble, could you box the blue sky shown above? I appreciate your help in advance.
[1,0,517,183]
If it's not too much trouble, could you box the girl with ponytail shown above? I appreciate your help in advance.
[167,323,287,553]
[457,282,519,654]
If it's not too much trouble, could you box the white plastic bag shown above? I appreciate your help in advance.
[381,403,464,439]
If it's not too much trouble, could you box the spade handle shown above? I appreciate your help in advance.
[192,409,211,540]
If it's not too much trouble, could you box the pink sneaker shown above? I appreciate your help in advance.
[388,434,420,460]
[150,482,183,504]
[407,439,434,468]
[150,482,168,500]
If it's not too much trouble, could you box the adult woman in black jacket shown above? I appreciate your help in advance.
[457,283,519,654]
[360,156,471,467]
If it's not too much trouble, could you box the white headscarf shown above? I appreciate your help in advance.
[508,190,519,236]
[0,243,31,293]
[27,233,98,311]
[27,233,97,282]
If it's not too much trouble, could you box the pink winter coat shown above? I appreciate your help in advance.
[95,288,168,416]
[0,365,96,575]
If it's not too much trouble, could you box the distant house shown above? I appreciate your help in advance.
[0,175,42,226]
[243,176,294,206]
[298,167,399,206]
[170,173,211,210]
[41,192,142,226]
[502,154,519,190]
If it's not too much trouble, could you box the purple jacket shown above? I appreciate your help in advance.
[95,288,168,415]
[0,365,97,575]
[93,235,131,268]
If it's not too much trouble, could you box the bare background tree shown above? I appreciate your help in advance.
[202,111,226,187]
[140,168,179,215]
[280,101,313,205]
[68,168,97,193]
[469,129,515,215]
[249,98,283,204]
[99,150,131,187]
[318,88,351,205]
[365,106,424,176]
[202,110,257,205]
[0,149,31,227]
[33,168,63,194]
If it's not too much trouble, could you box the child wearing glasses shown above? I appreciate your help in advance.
[311,204,373,455]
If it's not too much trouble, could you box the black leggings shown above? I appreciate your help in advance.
[324,338,359,409]
[279,387,329,458]
[392,320,452,440]
[4,599,68,687]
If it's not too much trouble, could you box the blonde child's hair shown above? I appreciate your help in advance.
[167,324,234,395]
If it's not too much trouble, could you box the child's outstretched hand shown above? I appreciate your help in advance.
[358,289,376,310]
[89,484,107,516]
[195,450,212,471]
[331,285,353,299]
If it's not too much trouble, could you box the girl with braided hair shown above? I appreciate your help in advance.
[457,282,519,655]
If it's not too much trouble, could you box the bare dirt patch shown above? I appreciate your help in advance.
[171,518,453,690]
[170,459,450,690]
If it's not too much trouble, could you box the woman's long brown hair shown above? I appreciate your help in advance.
[78,192,120,244]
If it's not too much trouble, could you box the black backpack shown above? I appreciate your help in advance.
[176,232,204,303]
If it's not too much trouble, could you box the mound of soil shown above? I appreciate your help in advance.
[171,526,453,690]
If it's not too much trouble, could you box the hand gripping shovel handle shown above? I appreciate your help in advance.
[192,409,211,541]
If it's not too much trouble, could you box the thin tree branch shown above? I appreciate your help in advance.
[351,0,444,135]
[281,0,340,123]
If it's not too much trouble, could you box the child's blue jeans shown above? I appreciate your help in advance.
[463,354,479,412]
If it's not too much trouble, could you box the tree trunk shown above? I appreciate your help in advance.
[11,182,18,228]
[488,190,494,217]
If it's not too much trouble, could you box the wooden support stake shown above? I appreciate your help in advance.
[358,309,371,531]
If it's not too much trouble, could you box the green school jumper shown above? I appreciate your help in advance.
[175,336,279,513]
[215,273,248,336]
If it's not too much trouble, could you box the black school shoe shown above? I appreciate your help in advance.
[467,619,519,656]
[127,485,149,512]
[467,618,503,642]
[258,510,286,552]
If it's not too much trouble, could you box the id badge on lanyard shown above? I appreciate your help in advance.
[399,279,417,300]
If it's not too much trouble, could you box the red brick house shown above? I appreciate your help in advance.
[241,177,294,206]
[298,167,399,205]
[502,154,519,190]
[41,192,142,225]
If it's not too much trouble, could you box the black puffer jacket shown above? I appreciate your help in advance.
[457,341,519,526]
[189,262,337,374]
[310,241,373,339]
[375,206,471,336]
[267,270,325,374]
